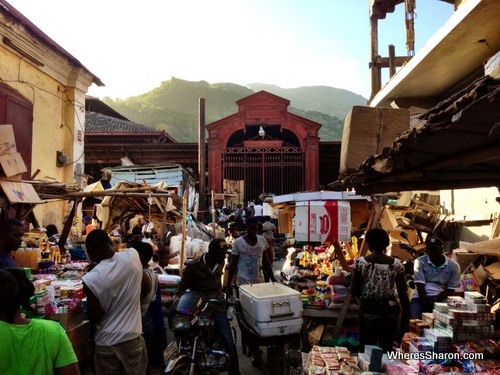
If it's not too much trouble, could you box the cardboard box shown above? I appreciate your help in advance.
[0,125,17,156]
[388,243,414,262]
[0,152,27,177]
[340,106,410,173]
[389,228,418,246]
[454,252,481,272]
[46,307,83,330]
[485,262,500,280]
[295,200,351,243]
[0,181,41,203]
[379,207,399,230]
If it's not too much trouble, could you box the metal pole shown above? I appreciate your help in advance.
[198,97,206,216]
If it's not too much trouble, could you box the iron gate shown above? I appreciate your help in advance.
[223,145,305,201]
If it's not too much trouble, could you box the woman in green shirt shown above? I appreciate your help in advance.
[0,268,80,375]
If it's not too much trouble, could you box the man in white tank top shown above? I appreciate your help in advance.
[82,229,147,375]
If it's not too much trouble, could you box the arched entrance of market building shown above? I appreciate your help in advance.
[224,126,304,201]
[206,91,321,204]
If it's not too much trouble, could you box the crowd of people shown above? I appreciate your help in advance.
[0,209,463,374]
[213,199,272,230]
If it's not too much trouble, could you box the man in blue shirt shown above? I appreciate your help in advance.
[0,218,25,269]
[410,237,461,318]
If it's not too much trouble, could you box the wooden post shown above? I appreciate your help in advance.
[179,191,187,277]
[359,197,384,256]
[389,44,396,77]
[162,197,167,241]
[211,190,216,237]
[370,17,381,100]
[59,198,80,253]
[198,98,206,216]
[333,293,352,337]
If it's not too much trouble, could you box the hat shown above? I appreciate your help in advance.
[426,237,444,251]
[249,202,255,207]
[83,216,91,222]
[228,222,239,230]
[208,238,231,254]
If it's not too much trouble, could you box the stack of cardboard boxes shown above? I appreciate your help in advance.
[401,292,495,354]
[433,294,495,342]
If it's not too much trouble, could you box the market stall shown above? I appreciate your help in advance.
[267,187,500,374]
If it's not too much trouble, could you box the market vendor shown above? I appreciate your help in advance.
[82,216,96,235]
[0,218,24,269]
[46,224,74,250]
[349,228,410,352]
[410,237,461,319]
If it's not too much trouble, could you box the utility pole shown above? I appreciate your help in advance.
[198,98,206,218]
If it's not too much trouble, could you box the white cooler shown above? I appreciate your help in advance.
[239,282,303,337]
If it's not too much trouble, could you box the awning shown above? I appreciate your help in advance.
[329,76,500,195]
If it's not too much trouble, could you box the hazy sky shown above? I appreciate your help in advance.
[8,0,453,100]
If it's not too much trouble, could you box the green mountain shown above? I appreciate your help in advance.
[102,77,367,142]
[247,83,367,119]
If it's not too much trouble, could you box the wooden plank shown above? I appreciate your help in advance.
[492,213,500,238]
[360,198,384,256]
[333,293,353,337]
[59,199,79,252]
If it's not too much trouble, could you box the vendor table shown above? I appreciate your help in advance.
[301,294,359,352]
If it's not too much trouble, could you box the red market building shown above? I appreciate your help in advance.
[206,91,321,200]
